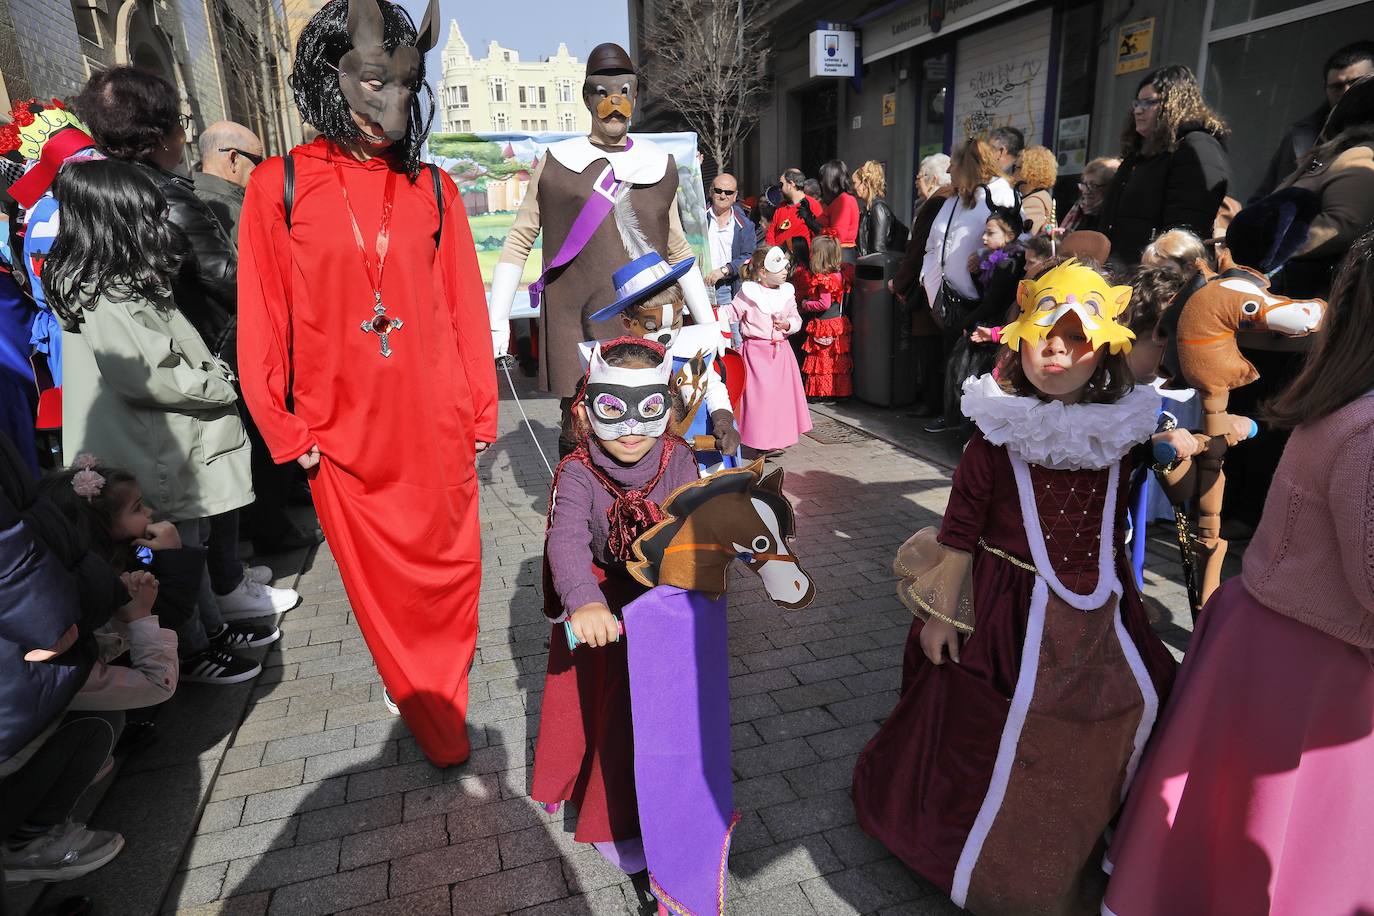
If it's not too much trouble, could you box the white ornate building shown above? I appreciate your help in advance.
[435,20,589,135]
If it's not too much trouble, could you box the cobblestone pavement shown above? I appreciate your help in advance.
[26,374,1204,916]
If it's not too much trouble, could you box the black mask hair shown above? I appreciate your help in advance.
[290,0,435,178]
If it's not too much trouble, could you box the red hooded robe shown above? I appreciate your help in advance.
[237,138,497,765]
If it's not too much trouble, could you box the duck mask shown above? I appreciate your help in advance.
[584,341,673,440]
[584,43,638,146]
[1000,258,1136,355]
[336,0,440,142]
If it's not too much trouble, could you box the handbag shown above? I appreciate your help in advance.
[930,198,976,329]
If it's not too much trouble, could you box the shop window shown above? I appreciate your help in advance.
[1210,0,1346,30]
[1205,2,1372,200]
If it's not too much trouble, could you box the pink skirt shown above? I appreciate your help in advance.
[736,337,812,450]
[1104,578,1374,916]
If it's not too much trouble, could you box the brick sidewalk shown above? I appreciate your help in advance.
[43,373,1199,916]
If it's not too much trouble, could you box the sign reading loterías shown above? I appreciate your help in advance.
[809,23,857,77]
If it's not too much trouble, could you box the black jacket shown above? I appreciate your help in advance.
[1100,125,1231,265]
[857,197,896,257]
[132,162,239,364]
[0,433,125,765]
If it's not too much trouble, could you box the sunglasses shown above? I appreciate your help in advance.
[220,147,264,166]
[710,187,737,196]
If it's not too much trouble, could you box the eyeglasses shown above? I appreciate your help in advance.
[1077,180,1107,191]
[710,187,736,196]
[1131,97,1162,111]
[178,113,194,130]
[220,147,264,166]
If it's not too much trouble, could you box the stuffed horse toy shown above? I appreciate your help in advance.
[1156,264,1323,612]
[567,459,813,915]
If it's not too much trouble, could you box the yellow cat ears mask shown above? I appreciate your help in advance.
[1000,259,1135,355]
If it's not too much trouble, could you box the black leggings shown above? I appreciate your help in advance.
[0,713,120,843]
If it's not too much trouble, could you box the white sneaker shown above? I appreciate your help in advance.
[244,564,273,585]
[2,821,124,883]
[383,689,400,716]
[216,576,301,621]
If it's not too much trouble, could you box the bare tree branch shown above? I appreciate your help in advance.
[640,0,771,174]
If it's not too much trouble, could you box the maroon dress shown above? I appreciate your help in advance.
[852,429,1176,915]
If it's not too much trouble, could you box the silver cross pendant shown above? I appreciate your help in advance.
[360,296,403,358]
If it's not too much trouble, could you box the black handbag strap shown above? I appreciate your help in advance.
[283,155,444,245]
[283,153,296,230]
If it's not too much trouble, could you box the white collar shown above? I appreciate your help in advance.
[545,135,671,184]
[960,374,1159,470]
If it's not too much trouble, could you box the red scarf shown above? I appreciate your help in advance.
[549,437,680,562]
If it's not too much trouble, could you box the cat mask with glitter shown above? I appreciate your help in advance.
[585,342,673,440]
[336,0,440,142]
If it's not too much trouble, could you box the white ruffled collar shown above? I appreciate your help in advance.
[960,374,1159,470]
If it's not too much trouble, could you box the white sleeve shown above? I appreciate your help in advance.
[702,358,732,414]
[69,616,178,711]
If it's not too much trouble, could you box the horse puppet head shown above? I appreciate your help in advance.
[1159,265,1324,399]
[627,460,814,609]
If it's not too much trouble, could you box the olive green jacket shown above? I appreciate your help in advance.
[61,289,253,521]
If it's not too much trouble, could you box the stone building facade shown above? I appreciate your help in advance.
[435,20,590,135]
[0,0,301,158]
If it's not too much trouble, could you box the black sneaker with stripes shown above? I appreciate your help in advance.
[209,622,280,650]
[180,648,261,685]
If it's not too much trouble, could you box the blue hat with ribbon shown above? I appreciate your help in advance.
[588,252,696,323]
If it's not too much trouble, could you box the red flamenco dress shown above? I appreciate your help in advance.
[800,265,853,398]
[237,139,497,766]
[852,376,1176,915]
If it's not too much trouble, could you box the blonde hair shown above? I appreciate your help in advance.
[634,284,684,315]
[851,160,886,205]
[1083,156,1121,184]
[809,235,841,274]
[1013,146,1057,192]
[1141,228,1207,273]
[950,140,1002,206]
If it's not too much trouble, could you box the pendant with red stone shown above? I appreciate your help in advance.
[360,297,403,358]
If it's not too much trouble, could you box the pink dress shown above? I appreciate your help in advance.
[1103,394,1374,916]
[723,280,812,450]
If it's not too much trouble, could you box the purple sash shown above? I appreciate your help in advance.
[623,585,737,916]
[528,139,635,311]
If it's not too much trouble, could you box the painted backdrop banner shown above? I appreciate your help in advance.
[428,131,706,318]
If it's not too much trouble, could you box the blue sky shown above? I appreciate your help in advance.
[393,0,631,68]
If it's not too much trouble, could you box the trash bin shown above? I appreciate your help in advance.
[850,251,916,406]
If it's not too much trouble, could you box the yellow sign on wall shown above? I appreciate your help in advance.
[882,92,897,127]
[1115,18,1154,76]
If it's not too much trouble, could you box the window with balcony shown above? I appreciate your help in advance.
[557,80,573,103]
[490,78,505,102]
